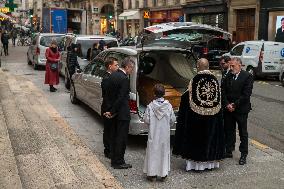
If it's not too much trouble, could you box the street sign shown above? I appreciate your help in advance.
[179,16,184,22]
[144,11,150,19]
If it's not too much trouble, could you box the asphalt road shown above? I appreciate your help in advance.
[1,46,284,188]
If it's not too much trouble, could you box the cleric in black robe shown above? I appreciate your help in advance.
[173,58,225,171]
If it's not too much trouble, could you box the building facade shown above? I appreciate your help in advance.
[70,0,115,35]
[259,0,284,42]
[227,0,260,43]
[182,0,228,30]
[118,0,186,38]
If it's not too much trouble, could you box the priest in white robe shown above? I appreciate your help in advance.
[143,84,176,181]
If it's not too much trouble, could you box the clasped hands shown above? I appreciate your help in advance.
[103,112,112,119]
[226,103,235,112]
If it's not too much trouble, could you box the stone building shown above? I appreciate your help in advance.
[227,0,260,43]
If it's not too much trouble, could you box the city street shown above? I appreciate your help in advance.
[1,45,284,188]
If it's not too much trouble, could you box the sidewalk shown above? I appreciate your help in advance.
[0,69,122,188]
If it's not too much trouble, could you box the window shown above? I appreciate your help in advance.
[39,35,64,47]
[91,59,106,77]
[135,0,139,8]
[128,0,132,9]
[106,52,129,66]
[83,63,96,74]
[144,0,148,7]
[161,0,167,6]
[153,0,157,6]
[231,44,245,56]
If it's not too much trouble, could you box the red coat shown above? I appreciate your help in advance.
[44,48,60,85]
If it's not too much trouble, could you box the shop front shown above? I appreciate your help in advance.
[182,0,228,30]
[119,10,140,37]
[259,0,284,42]
[149,9,183,26]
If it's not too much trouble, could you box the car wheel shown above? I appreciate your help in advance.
[65,69,70,89]
[70,83,78,104]
[281,74,284,87]
[246,66,255,78]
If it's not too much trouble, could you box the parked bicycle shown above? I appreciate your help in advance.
[17,36,31,46]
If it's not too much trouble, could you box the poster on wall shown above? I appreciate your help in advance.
[275,16,284,42]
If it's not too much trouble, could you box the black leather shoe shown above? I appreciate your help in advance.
[239,155,247,165]
[147,176,157,182]
[50,88,56,92]
[225,152,233,158]
[112,163,132,169]
[160,175,167,182]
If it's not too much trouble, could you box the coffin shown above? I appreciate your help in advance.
[138,76,182,110]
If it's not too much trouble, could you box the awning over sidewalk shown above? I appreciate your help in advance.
[119,10,140,20]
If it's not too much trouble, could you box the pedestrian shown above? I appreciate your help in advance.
[222,57,254,165]
[88,43,101,61]
[11,28,17,47]
[104,58,135,169]
[143,84,176,181]
[1,30,9,56]
[44,40,60,92]
[173,58,225,171]
[101,57,119,159]
[220,56,232,88]
[67,43,81,82]
[98,40,106,51]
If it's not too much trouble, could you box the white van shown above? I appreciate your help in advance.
[224,41,284,78]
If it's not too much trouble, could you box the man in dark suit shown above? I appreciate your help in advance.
[275,17,284,42]
[220,55,232,87]
[104,58,135,169]
[101,57,119,159]
[222,57,254,165]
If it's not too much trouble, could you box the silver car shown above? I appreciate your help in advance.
[70,46,196,135]
[27,33,65,70]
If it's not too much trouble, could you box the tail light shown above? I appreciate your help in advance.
[36,47,40,55]
[129,100,137,114]
[203,47,209,55]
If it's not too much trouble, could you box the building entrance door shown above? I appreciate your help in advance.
[236,9,255,43]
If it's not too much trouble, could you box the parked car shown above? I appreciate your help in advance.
[27,33,65,69]
[59,35,119,89]
[279,63,284,86]
[224,41,284,78]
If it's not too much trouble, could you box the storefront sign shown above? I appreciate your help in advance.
[144,11,150,19]
[0,7,9,13]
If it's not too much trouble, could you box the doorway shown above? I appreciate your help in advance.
[236,9,255,43]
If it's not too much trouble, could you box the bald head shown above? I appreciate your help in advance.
[197,58,209,72]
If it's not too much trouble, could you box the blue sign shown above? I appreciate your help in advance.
[281,48,284,57]
[51,9,67,34]
[179,16,184,22]
[245,47,251,53]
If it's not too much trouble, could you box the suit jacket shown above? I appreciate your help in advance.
[222,70,254,114]
[107,69,130,120]
[101,71,111,115]
[275,27,284,43]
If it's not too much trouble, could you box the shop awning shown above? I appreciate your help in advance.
[119,10,140,20]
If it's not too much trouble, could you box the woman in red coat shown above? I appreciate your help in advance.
[45,40,60,92]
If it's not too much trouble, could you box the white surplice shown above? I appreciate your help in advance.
[143,98,176,177]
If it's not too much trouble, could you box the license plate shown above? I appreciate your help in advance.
[215,56,221,59]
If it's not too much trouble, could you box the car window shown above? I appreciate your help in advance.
[91,59,106,77]
[76,39,118,59]
[231,44,244,56]
[105,52,128,66]
[39,35,64,47]
[208,38,230,51]
[83,63,96,75]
